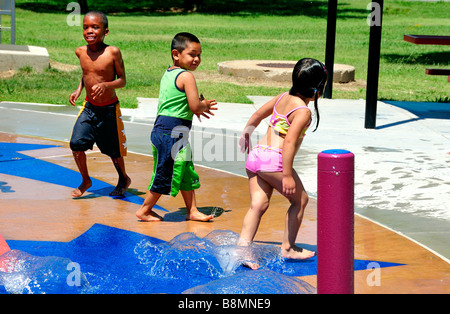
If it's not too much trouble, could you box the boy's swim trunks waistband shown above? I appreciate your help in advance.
[70,98,127,158]
[153,115,192,132]
[85,96,119,107]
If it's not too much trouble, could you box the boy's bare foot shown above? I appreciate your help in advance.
[71,180,92,198]
[136,208,163,222]
[109,176,131,196]
[281,245,315,260]
[186,210,214,222]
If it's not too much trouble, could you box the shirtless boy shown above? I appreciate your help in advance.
[69,11,131,198]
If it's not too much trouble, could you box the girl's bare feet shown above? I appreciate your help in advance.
[237,238,259,270]
[281,245,315,260]
[242,260,260,270]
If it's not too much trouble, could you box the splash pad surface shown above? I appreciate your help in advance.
[0,131,449,294]
[2,224,403,294]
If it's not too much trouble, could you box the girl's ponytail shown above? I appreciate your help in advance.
[313,89,320,132]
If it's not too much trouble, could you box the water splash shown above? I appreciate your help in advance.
[0,250,89,294]
[135,230,277,276]
[134,230,315,294]
[1,228,317,294]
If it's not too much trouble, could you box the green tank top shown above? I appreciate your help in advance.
[157,68,193,121]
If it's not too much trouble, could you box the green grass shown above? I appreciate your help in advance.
[0,0,449,108]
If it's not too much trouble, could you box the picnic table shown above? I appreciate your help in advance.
[404,34,450,82]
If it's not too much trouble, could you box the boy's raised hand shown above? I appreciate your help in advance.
[196,95,218,121]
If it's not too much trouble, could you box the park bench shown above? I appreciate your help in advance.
[404,34,450,82]
[425,68,450,83]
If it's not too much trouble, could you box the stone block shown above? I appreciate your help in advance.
[332,64,355,83]
[0,44,49,72]
[217,60,355,83]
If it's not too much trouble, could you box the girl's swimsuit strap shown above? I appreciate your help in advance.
[285,106,310,118]
[272,92,289,113]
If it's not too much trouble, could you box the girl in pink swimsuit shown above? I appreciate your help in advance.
[238,58,327,267]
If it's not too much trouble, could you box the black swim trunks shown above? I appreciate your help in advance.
[70,98,127,159]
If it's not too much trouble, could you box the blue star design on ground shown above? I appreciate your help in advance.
[3,224,405,294]
[0,142,166,210]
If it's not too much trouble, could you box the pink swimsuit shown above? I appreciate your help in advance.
[246,93,311,173]
[246,144,283,173]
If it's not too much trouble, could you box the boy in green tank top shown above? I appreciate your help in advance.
[136,32,217,222]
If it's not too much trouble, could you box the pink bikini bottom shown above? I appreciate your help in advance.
[245,145,283,173]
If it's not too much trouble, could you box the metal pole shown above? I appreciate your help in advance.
[11,0,15,44]
[317,149,354,294]
[324,0,337,99]
[365,0,384,129]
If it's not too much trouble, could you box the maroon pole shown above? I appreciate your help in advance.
[317,149,354,294]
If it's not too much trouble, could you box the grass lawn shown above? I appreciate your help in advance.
[0,0,449,108]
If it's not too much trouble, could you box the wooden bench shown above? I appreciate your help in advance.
[404,34,450,45]
[425,68,450,82]
[404,34,450,82]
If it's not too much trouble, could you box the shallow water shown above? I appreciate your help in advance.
[0,250,89,294]
[0,229,316,294]
[131,230,315,294]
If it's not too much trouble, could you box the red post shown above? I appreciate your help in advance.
[0,233,10,257]
[317,149,354,294]
[0,233,11,273]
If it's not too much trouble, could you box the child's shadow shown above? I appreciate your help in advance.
[163,206,230,222]
[0,181,15,193]
[73,187,145,200]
